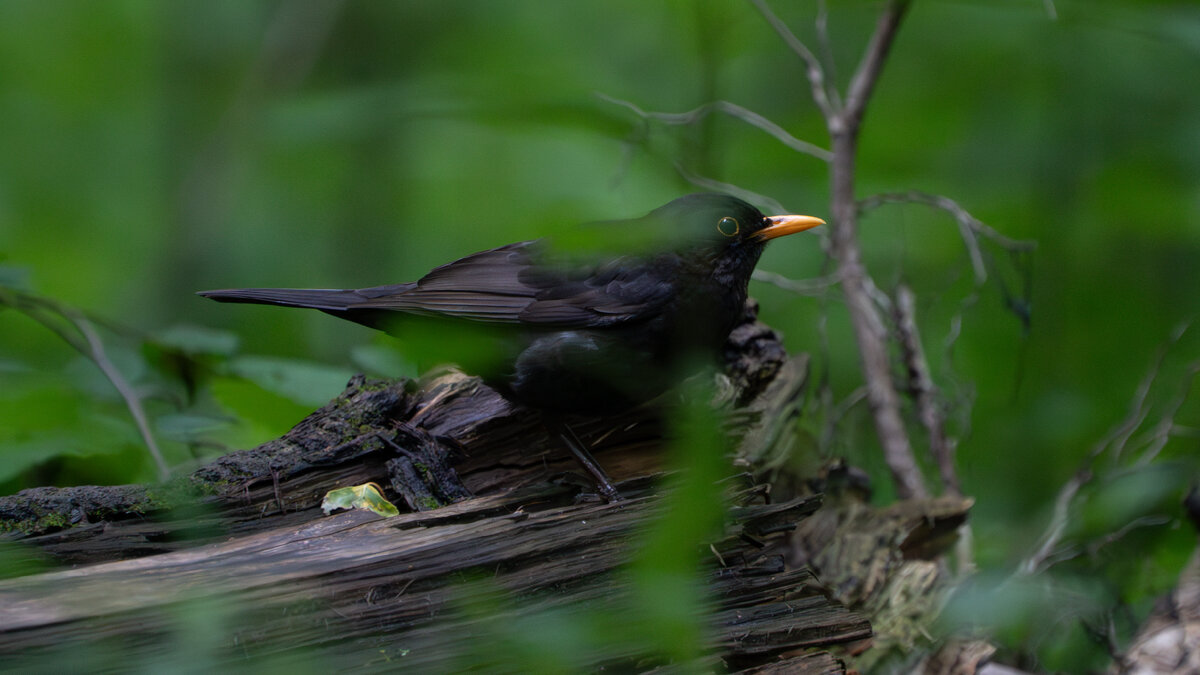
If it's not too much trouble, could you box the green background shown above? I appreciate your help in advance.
[2,0,1198,669]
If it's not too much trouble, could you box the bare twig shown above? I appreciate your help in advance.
[814,0,843,111]
[896,285,959,495]
[74,317,170,481]
[0,289,170,481]
[672,163,788,215]
[1018,324,1196,577]
[747,0,837,118]
[823,0,924,499]
[1171,425,1200,439]
[595,94,832,162]
[1018,467,1089,576]
[1111,322,1189,460]
[1133,361,1200,466]
[1041,515,1172,571]
[838,0,911,136]
[751,269,842,297]
[858,190,1036,285]
[821,386,869,456]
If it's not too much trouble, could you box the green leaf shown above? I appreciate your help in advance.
[152,324,240,357]
[209,377,314,440]
[350,343,418,379]
[0,431,127,483]
[321,483,400,518]
[63,346,150,400]
[227,355,355,407]
[155,413,234,442]
[0,264,32,290]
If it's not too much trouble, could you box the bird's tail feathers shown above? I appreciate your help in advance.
[197,287,365,312]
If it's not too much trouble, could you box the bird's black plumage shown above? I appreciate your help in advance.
[199,193,822,414]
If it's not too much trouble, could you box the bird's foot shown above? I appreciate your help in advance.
[551,472,625,504]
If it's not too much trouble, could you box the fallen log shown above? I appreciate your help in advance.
[0,302,874,671]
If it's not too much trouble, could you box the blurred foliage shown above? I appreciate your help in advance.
[1,0,1199,670]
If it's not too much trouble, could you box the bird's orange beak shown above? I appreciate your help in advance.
[754,214,825,241]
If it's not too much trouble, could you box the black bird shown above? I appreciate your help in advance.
[200,193,823,500]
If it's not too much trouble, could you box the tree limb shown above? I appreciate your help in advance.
[820,0,924,499]
[596,94,832,162]
[896,284,959,495]
[747,0,837,119]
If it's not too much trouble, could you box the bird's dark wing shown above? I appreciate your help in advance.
[348,242,539,322]
[350,242,676,328]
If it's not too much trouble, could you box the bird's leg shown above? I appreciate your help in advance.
[547,418,623,503]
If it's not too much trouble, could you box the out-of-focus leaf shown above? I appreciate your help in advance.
[152,324,240,357]
[209,377,313,440]
[226,355,354,407]
[155,413,234,442]
[0,431,126,483]
[350,343,418,379]
[0,264,32,290]
[0,358,33,374]
[1078,464,1188,536]
[63,346,150,400]
[321,482,399,518]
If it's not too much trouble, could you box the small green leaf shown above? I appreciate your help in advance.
[227,355,355,407]
[64,346,149,399]
[0,431,128,483]
[209,377,313,440]
[350,343,418,379]
[321,483,400,518]
[155,414,234,442]
[153,324,240,357]
[0,264,32,290]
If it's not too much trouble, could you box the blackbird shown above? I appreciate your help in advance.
[200,193,823,500]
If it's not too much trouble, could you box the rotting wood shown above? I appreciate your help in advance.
[0,301,876,671]
[0,476,868,671]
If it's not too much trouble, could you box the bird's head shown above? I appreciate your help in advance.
[646,193,824,252]
[554,193,823,275]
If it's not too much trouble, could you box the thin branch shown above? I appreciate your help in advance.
[751,269,841,297]
[1170,424,1200,439]
[0,289,170,481]
[814,0,843,111]
[596,94,832,162]
[896,285,960,494]
[1134,361,1200,466]
[1041,515,1172,571]
[1018,323,1195,577]
[839,0,912,134]
[822,0,924,500]
[1111,321,1189,460]
[747,0,837,119]
[858,190,1036,285]
[1017,467,1090,576]
[943,289,980,357]
[74,316,170,481]
[673,163,787,215]
[821,386,869,457]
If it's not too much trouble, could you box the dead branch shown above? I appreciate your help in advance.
[596,94,832,162]
[822,0,925,499]
[858,190,1036,286]
[0,288,169,481]
[896,285,959,495]
[1017,324,1196,577]
[747,0,837,119]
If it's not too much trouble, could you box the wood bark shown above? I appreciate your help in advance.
[0,303,876,672]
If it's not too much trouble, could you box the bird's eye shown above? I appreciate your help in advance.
[717,216,739,237]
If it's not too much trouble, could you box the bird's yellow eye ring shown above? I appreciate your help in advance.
[717,216,739,237]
